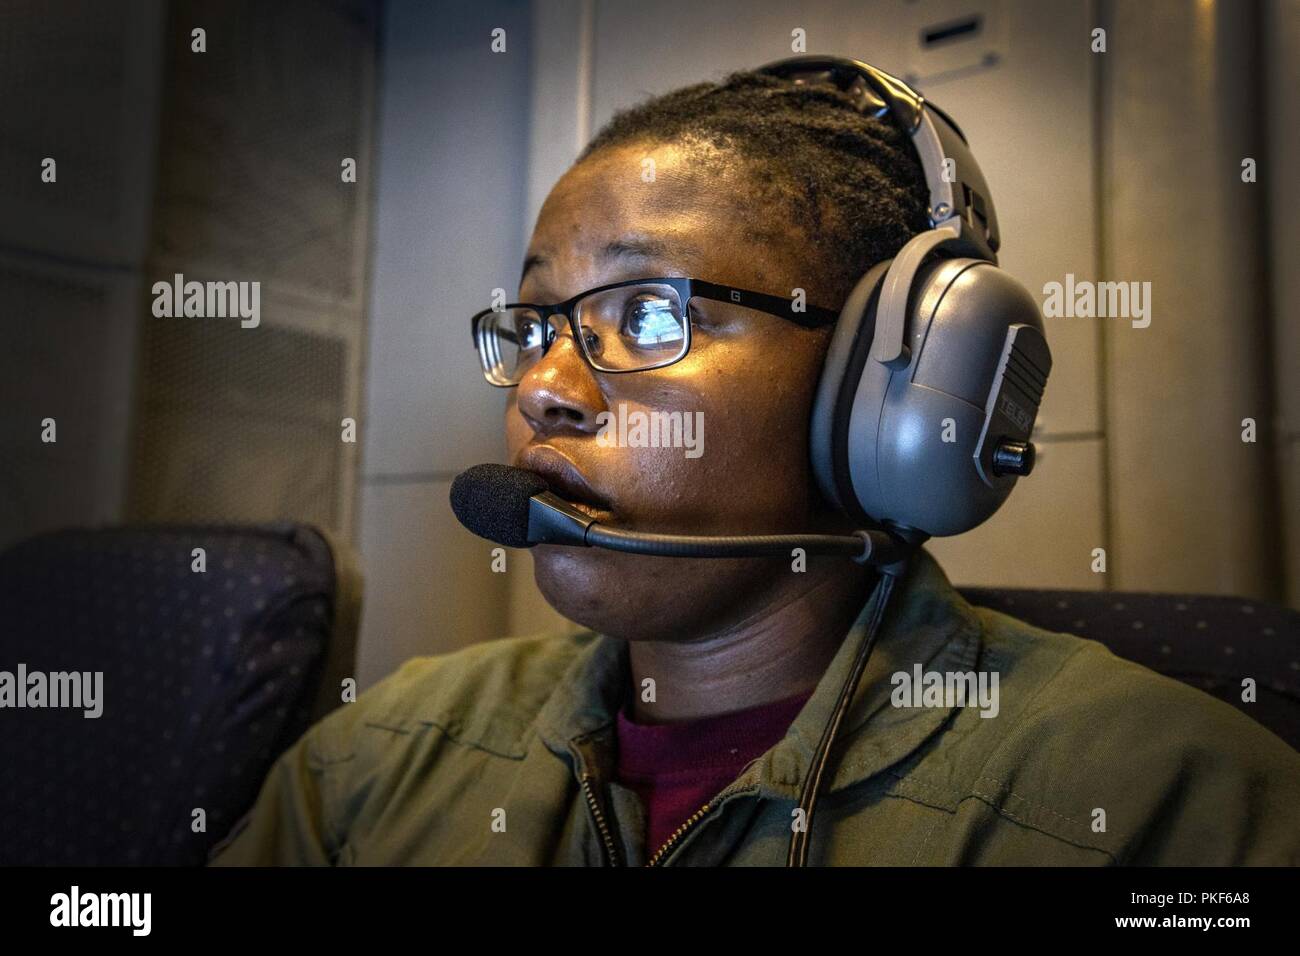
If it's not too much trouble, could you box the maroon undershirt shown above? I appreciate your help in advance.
[614,689,813,854]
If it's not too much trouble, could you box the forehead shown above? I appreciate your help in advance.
[523,141,802,300]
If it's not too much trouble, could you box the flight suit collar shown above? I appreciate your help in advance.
[535,547,981,800]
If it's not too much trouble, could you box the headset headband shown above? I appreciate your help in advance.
[757,55,1000,264]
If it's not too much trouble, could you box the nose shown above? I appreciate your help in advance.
[515,327,606,436]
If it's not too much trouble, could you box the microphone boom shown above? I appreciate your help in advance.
[451,463,916,570]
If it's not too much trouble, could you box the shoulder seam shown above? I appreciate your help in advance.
[886,779,1117,863]
[941,627,1121,856]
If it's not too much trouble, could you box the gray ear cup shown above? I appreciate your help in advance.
[842,256,1051,536]
[809,260,893,520]
[789,55,1050,539]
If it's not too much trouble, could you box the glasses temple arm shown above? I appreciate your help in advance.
[689,280,839,328]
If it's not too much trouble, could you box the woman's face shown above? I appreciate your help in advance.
[506,141,841,640]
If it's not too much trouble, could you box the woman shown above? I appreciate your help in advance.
[213,66,1300,866]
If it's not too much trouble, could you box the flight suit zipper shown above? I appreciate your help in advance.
[579,754,755,867]
[644,769,764,866]
[645,801,713,866]
[580,772,622,866]
[581,773,717,867]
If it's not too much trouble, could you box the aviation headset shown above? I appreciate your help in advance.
[759,56,1052,548]
[754,56,1051,866]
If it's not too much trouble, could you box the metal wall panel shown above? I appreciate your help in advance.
[1103,0,1280,599]
[357,0,532,675]
[357,479,511,688]
[1265,0,1300,606]
[363,0,531,478]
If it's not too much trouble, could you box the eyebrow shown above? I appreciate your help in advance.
[520,237,697,286]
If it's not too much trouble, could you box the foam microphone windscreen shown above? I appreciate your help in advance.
[449,464,550,548]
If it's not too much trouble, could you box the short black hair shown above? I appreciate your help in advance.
[579,70,931,308]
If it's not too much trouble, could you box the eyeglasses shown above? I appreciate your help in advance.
[470,276,840,387]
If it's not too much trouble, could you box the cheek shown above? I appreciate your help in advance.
[686,339,818,455]
[624,342,819,521]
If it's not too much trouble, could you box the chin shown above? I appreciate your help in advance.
[531,544,773,641]
[532,545,651,637]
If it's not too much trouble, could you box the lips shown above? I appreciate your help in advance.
[514,447,615,520]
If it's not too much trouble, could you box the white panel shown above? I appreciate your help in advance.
[899,0,1099,438]
[363,0,530,477]
[1104,2,1275,599]
[901,0,1009,82]
[525,0,594,238]
[356,479,510,689]
[928,438,1106,590]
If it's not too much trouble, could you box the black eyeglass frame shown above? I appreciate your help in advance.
[470,276,840,387]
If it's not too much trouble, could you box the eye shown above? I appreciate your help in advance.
[516,316,546,351]
[619,293,684,348]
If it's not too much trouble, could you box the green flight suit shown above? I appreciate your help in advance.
[210,548,1300,866]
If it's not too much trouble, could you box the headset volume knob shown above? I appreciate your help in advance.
[992,439,1035,477]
